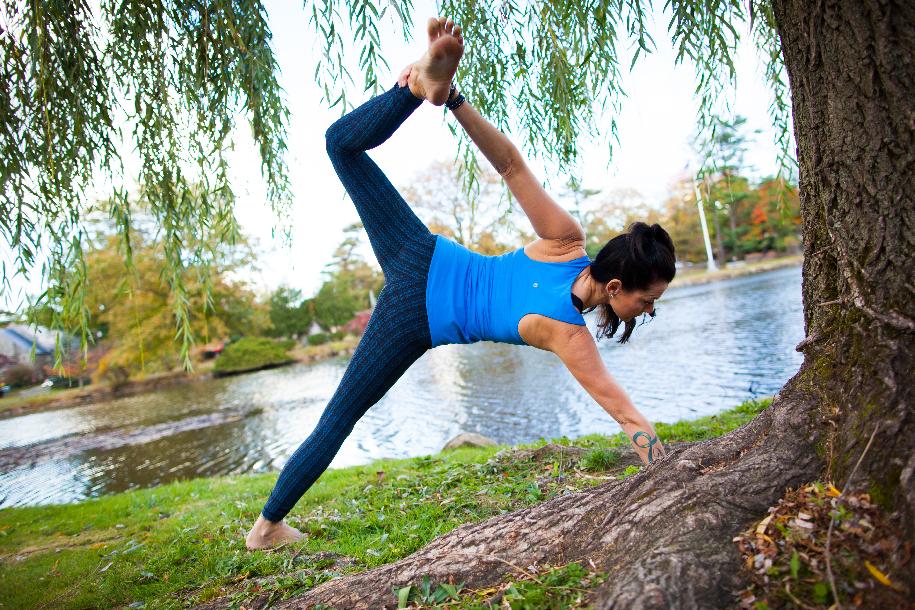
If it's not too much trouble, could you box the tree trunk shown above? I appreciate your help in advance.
[272,2,914,607]
[713,202,727,265]
[706,175,728,265]
[774,0,914,531]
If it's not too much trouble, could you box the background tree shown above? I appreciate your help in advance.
[311,225,384,330]
[0,0,291,364]
[695,115,762,261]
[657,178,709,263]
[750,176,801,253]
[79,227,267,378]
[265,286,313,339]
[580,187,657,257]
[559,177,602,228]
[401,160,519,254]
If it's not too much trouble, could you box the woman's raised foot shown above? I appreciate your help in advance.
[407,16,464,105]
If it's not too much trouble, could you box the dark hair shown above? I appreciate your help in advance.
[590,222,676,343]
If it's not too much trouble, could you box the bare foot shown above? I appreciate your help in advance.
[406,17,464,105]
[244,514,304,551]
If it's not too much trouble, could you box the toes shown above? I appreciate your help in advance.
[445,19,454,34]
[453,24,462,40]
[427,16,440,39]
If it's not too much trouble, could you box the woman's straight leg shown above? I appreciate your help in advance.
[325,84,435,280]
[260,282,430,522]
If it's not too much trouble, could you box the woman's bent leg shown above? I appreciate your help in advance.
[260,285,430,522]
[325,85,435,279]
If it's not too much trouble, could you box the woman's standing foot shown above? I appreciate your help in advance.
[244,515,304,550]
[405,17,464,105]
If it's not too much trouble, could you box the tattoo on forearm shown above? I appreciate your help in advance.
[632,431,660,463]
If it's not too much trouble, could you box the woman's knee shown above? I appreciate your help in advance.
[325,119,352,158]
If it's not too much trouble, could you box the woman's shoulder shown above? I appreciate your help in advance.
[522,237,588,263]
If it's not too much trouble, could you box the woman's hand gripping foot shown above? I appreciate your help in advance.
[400,16,464,105]
[245,514,304,551]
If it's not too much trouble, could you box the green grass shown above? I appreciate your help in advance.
[212,337,295,375]
[0,398,771,609]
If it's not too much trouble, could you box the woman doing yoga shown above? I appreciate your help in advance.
[245,17,676,550]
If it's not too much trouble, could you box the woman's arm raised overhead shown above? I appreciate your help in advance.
[548,325,667,465]
[450,94,585,243]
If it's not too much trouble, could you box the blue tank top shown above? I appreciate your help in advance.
[425,235,591,347]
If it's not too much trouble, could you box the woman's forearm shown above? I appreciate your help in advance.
[451,94,519,175]
[602,396,666,465]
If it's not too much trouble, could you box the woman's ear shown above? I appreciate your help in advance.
[605,279,622,298]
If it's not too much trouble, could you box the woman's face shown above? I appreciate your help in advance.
[608,280,669,322]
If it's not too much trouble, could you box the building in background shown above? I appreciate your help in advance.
[0,324,71,368]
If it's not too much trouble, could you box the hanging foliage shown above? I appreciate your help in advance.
[0,0,795,367]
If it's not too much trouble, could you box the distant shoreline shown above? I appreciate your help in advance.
[0,336,360,420]
[670,255,802,288]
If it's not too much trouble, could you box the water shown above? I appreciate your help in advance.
[0,266,805,508]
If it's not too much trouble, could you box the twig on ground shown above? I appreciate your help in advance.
[825,422,880,609]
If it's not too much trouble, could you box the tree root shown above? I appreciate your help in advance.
[270,387,822,609]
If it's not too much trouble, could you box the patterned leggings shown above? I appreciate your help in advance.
[260,85,436,522]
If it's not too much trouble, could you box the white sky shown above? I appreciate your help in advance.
[2,0,789,309]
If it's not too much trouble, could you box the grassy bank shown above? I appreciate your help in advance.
[0,369,212,419]
[0,399,771,609]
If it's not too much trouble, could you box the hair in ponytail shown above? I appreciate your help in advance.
[589,222,676,343]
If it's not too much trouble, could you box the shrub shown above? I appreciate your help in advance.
[580,447,621,471]
[1,363,44,388]
[307,333,329,346]
[213,337,294,375]
[99,365,131,391]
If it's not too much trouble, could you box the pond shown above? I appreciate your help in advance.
[0,266,804,508]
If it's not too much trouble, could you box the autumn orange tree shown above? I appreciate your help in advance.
[80,225,267,377]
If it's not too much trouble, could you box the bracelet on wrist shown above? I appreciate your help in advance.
[446,91,465,111]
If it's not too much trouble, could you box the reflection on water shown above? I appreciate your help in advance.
[0,266,804,508]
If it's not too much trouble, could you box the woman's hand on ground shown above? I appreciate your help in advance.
[622,423,666,465]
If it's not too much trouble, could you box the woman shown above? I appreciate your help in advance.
[245,17,675,550]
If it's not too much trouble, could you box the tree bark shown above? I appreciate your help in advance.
[272,2,914,607]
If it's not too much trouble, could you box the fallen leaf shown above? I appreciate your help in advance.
[755,515,773,536]
[864,560,892,586]
[99,562,113,573]
[826,484,841,497]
